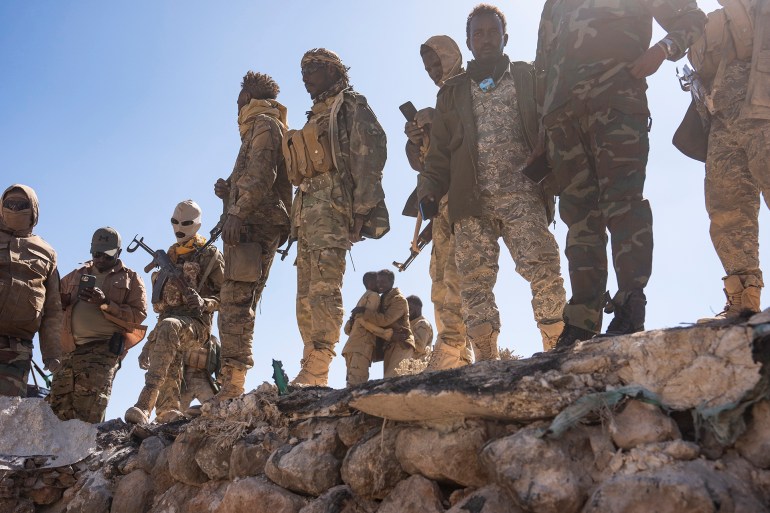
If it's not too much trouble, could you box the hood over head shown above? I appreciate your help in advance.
[1,184,39,236]
[422,35,463,86]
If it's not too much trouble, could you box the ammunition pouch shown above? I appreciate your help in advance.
[224,241,262,282]
[185,346,209,370]
[282,116,334,186]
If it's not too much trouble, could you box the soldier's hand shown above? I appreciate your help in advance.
[391,327,410,345]
[222,214,243,246]
[629,44,666,79]
[414,108,434,128]
[185,289,205,312]
[404,121,424,145]
[351,306,366,316]
[43,358,61,373]
[349,215,365,243]
[138,351,150,370]
[214,178,230,199]
[79,287,107,305]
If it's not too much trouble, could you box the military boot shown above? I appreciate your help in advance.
[426,341,468,371]
[292,347,334,386]
[538,320,565,351]
[717,275,762,318]
[211,364,247,403]
[553,324,595,352]
[471,331,500,361]
[605,289,646,336]
[124,386,160,425]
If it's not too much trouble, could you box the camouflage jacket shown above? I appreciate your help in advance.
[418,60,545,225]
[535,0,705,122]
[227,115,292,241]
[410,315,433,357]
[360,287,414,349]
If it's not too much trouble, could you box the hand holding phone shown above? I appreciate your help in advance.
[78,274,96,293]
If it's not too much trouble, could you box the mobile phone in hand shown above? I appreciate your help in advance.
[399,101,418,121]
[78,274,96,293]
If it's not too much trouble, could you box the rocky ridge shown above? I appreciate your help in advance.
[1,318,770,513]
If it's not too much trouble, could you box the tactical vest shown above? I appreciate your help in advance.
[282,101,335,186]
[689,0,754,78]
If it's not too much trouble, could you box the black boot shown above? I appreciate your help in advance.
[554,324,595,351]
[605,289,646,336]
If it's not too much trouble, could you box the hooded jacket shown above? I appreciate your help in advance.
[0,184,62,360]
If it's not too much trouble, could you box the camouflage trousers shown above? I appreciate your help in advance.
[454,193,566,341]
[0,337,32,397]
[429,197,469,353]
[705,115,770,286]
[49,341,119,423]
[156,363,215,413]
[219,226,281,369]
[547,100,653,332]
[342,321,414,385]
[296,245,346,356]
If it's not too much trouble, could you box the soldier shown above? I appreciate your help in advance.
[212,71,292,401]
[407,295,433,358]
[418,5,567,360]
[343,269,414,385]
[685,0,770,317]
[125,201,223,424]
[287,48,388,386]
[50,227,146,423]
[0,184,62,397]
[404,35,473,370]
[534,0,705,347]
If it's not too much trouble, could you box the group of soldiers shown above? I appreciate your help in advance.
[2,0,769,425]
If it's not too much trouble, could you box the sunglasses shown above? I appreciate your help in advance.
[91,252,115,259]
[2,198,31,211]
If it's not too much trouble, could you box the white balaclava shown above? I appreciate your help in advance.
[171,200,202,244]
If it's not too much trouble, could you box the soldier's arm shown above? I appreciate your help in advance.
[103,271,148,325]
[360,294,408,327]
[413,321,433,350]
[202,249,225,313]
[346,95,387,216]
[418,91,451,202]
[646,0,707,61]
[405,140,424,172]
[39,265,63,361]
[228,119,281,219]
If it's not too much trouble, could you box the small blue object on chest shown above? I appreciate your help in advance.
[479,77,496,93]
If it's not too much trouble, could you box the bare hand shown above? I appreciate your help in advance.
[222,214,243,246]
[349,215,365,243]
[214,178,230,199]
[629,45,666,79]
[414,108,434,127]
[79,287,107,305]
[185,289,205,313]
[404,121,424,145]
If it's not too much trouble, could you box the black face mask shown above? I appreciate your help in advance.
[467,53,510,90]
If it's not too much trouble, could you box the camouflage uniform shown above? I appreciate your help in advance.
[410,315,433,358]
[536,0,706,333]
[0,185,62,396]
[292,86,387,385]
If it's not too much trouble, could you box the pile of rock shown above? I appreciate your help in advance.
[1,320,769,512]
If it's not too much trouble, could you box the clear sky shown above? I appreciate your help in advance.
[2,0,752,421]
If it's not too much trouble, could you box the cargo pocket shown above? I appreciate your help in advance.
[224,243,263,282]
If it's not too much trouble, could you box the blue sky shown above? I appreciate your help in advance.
[1,0,748,421]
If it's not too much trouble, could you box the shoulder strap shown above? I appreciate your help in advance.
[197,249,219,291]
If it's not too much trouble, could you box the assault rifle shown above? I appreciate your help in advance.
[393,220,432,272]
[677,64,710,111]
[277,237,295,262]
[127,235,197,307]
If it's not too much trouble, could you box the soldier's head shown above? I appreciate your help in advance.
[376,269,395,294]
[301,48,350,100]
[363,271,378,292]
[406,295,423,320]
[466,4,508,65]
[91,227,122,272]
[1,185,36,235]
[171,199,202,245]
[238,71,280,113]
[421,35,463,87]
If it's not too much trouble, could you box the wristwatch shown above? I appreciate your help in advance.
[657,37,678,59]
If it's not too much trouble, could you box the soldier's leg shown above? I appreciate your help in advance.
[454,215,501,361]
[0,338,32,397]
[341,321,376,386]
[383,341,415,379]
[155,352,183,419]
[296,242,314,363]
[71,342,120,423]
[499,193,567,351]
[186,369,216,405]
[48,354,75,419]
[430,200,450,338]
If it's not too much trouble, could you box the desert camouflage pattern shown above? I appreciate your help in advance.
[220,225,282,370]
[705,60,770,287]
[410,315,433,358]
[536,0,706,120]
[0,338,32,397]
[296,246,346,355]
[454,73,565,341]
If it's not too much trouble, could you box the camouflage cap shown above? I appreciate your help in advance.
[91,227,121,257]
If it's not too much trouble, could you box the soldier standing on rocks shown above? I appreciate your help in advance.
[288,48,388,386]
[50,227,147,423]
[125,201,223,424]
[407,295,434,359]
[404,34,474,370]
[212,71,292,401]
[418,4,567,360]
[534,0,706,347]
[0,184,62,397]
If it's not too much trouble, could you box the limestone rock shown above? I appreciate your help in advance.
[229,438,270,479]
[215,477,306,513]
[336,414,379,448]
[481,427,592,513]
[605,440,701,477]
[395,423,488,487]
[446,485,523,513]
[150,445,175,497]
[22,482,62,505]
[735,400,770,469]
[377,475,443,513]
[168,431,209,486]
[135,436,166,473]
[609,400,681,449]
[110,470,152,513]
[149,482,199,513]
[185,481,227,513]
[264,425,344,496]
[341,426,407,500]
[298,485,377,513]
[65,473,111,513]
[195,436,232,481]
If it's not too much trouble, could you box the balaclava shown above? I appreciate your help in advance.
[171,200,202,244]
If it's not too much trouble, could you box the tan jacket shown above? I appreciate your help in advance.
[360,287,415,349]
[410,316,433,357]
[60,261,148,354]
[0,184,62,361]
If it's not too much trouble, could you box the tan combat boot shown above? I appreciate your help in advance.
[426,341,467,371]
[125,386,160,424]
[718,275,762,318]
[292,348,334,386]
[211,364,247,403]
[538,320,565,351]
[471,331,500,361]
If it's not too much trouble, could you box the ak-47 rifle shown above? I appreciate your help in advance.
[127,235,198,307]
[277,237,295,262]
[677,64,711,112]
[393,220,433,272]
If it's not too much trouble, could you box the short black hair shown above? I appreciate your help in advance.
[406,295,423,308]
[466,4,507,39]
[241,71,280,100]
[363,271,378,286]
[378,269,395,284]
